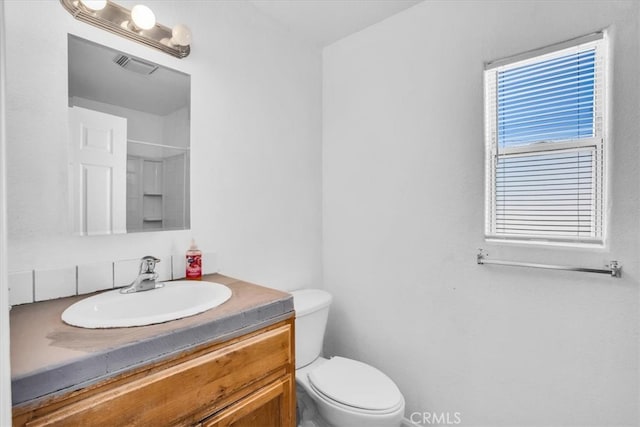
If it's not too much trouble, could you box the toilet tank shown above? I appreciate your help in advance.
[291,289,332,369]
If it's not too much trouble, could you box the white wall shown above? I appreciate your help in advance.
[323,1,639,426]
[0,0,12,423]
[4,0,322,291]
[163,106,190,149]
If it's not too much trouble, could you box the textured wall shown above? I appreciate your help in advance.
[323,1,639,425]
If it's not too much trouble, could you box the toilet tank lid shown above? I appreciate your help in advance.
[290,289,332,316]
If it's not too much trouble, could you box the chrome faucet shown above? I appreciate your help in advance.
[120,256,163,294]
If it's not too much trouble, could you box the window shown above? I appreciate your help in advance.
[484,32,607,245]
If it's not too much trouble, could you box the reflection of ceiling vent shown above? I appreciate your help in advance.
[113,54,158,75]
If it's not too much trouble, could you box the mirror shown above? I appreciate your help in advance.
[67,35,190,235]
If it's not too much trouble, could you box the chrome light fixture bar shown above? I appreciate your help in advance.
[60,0,191,58]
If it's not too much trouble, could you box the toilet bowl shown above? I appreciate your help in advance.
[297,356,405,427]
[291,289,405,427]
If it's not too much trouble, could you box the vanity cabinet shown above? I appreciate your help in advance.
[201,376,292,427]
[12,317,295,427]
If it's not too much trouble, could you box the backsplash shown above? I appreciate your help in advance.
[8,253,217,306]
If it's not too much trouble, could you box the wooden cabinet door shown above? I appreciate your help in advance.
[202,375,294,427]
[16,323,293,427]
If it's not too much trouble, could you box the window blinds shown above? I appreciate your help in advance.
[485,33,606,244]
[497,50,596,147]
[495,149,596,237]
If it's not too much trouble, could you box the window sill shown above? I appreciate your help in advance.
[484,236,607,252]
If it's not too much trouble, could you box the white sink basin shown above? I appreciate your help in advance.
[61,281,232,328]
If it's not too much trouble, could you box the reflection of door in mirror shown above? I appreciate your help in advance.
[68,107,127,236]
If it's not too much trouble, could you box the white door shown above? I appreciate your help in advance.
[69,106,127,235]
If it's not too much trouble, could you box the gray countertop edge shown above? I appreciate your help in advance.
[12,297,293,406]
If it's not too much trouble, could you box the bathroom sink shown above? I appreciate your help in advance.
[61,281,232,328]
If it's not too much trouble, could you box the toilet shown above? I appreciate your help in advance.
[291,289,405,427]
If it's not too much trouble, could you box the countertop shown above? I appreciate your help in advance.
[10,274,293,406]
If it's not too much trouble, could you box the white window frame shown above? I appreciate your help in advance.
[484,31,608,246]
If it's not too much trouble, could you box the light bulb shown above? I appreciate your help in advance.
[80,0,107,11]
[131,4,156,30]
[171,24,192,47]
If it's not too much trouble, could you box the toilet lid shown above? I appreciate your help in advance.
[307,357,402,411]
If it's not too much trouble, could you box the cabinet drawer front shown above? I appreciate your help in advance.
[26,324,292,427]
[201,375,293,427]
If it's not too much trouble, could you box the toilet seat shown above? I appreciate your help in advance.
[307,357,403,412]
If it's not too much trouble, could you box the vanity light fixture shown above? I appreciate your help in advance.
[60,0,192,58]
[79,0,107,11]
[130,4,156,31]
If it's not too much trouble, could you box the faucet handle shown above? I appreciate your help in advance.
[139,256,161,274]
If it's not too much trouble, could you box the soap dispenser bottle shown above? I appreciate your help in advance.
[186,239,202,280]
